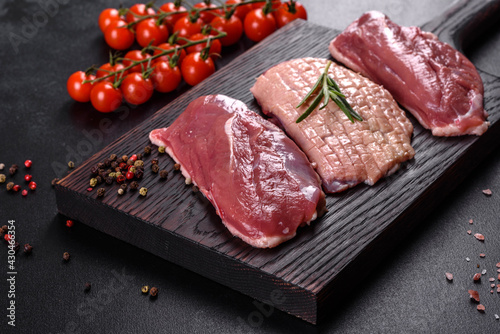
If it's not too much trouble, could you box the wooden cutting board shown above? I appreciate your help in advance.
[55,0,500,324]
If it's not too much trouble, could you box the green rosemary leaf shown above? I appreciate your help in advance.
[296,73,324,108]
[296,91,324,123]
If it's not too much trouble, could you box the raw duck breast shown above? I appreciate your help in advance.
[250,57,415,193]
[329,11,488,137]
[149,95,326,248]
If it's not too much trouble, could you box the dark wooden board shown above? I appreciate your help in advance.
[55,0,500,324]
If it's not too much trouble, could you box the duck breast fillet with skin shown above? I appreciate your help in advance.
[250,57,415,193]
[149,94,326,248]
[329,11,488,137]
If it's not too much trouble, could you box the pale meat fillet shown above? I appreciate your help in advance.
[149,95,326,248]
[250,57,415,193]
[329,11,488,137]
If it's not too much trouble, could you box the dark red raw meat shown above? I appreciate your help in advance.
[150,95,326,248]
[329,11,488,136]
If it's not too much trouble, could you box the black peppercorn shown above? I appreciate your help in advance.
[135,169,144,179]
[91,165,99,175]
[151,158,159,165]
[105,177,113,185]
[126,159,134,166]
[120,183,128,191]
[104,159,111,167]
[144,146,152,155]
[109,154,117,161]
[97,162,105,169]
[97,188,106,197]
[136,153,143,160]
[152,164,160,173]
[9,164,18,176]
[111,161,118,169]
[129,181,139,190]
[150,287,158,297]
[159,170,168,179]
[96,175,103,184]
[6,182,14,191]
[84,282,92,292]
[63,252,70,261]
[174,163,181,171]
[23,243,33,254]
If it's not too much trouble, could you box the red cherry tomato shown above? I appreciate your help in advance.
[210,15,243,46]
[192,2,221,23]
[135,18,169,47]
[120,72,154,105]
[173,16,204,44]
[153,43,187,66]
[252,0,281,10]
[274,1,307,28]
[225,0,252,22]
[186,33,222,60]
[126,3,156,23]
[123,50,152,73]
[67,71,96,102]
[90,81,123,113]
[151,61,182,93]
[159,2,188,31]
[98,8,121,33]
[104,19,135,50]
[181,52,215,86]
[96,62,128,82]
[244,9,277,42]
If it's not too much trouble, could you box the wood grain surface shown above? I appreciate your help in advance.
[55,1,500,324]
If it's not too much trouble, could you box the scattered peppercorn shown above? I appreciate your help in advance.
[141,285,149,294]
[150,287,158,297]
[63,252,70,261]
[97,188,106,197]
[104,158,112,167]
[96,175,103,184]
[152,164,160,173]
[134,160,144,168]
[24,243,33,254]
[22,189,28,197]
[144,146,152,155]
[174,163,181,171]
[91,165,99,175]
[24,160,32,168]
[105,177,113,185]
[139,187,148,196]
[0,163,4,170]
[0,174,5,183]
[110,153,118,161]
[128,166,136,174]
[84,282,92,292]
[126,159,134,166]
[151,158,159,165]
[118,188,125,196]
[158,146,166,154]
[120,183,128,191]
[90,178,98,187]
[130,181,139,190]
[9,164,18,175]
[66,220,74,227]
[28,181,37,191]
[192,185,199,193]
[159,170,168,179]
[110,161,118,169]
[116,175,126,183]
[135,169,144,179]
[68,161,75,169]
[137,153,143,160]
[122,155,129,163]
[13,185,20,192]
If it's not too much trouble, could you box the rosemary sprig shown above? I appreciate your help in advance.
[296,61,363,123]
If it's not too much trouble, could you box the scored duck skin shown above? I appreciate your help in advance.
[150,95,326,248]
[250,57,415,193]
[329,11,488,137]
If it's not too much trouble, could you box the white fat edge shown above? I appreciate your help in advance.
[224,114,237,171]
[164,145,195,187]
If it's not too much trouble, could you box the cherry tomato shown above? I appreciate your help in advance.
[96,62,128,82]
[90,81,123,113]
[135,18,169,47]
[274,1,307,28]
[244,9,277,42]
[67,71,96,102]
[193,2,221,23]
[225,0,253,22]
[120,72,154,105]
[123,50,152,73]
[126,3,156,23]
[154,43,187,66]
[159,2,188,31]
[186,33,222,60]
[151,61,182,93]
[104,19,135,50]
[173,16,204,44]
[252,0,281,10]
[181,52,215,86]
[210,15,243,46]
[98,8,121,33]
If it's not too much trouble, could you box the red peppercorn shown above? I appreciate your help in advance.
[66,220,74,227]
[13,185,21,192]
[28,181,37,190]
[130,154,137,162]
[116,175,126,184]
[22,189,28,196]
[126,171,135,180]
[87,187,93,192]
[24,160,32,168]
[4,234,12,242]
[119,162,127,170]
[24,174,32,182]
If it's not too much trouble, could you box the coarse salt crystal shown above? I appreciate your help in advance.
[474,233,485,241]
[482,189,492,196]
[466,257,471,262]
[467,230,472,235]
[445,272,453,281]
[469,219,473,224]
[482,269,487,275]
[495,314,499,320]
